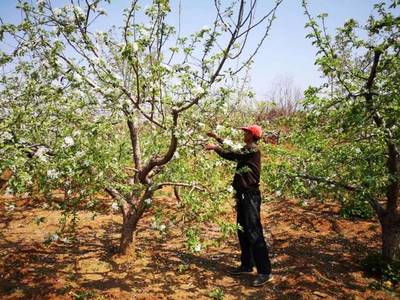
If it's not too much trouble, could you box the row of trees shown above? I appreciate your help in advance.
[0,0,282,253]
[300,0,399,261]
[1,0,399,267]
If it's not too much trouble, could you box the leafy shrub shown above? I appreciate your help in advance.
[208,287,225,300]
[362,252,400,283]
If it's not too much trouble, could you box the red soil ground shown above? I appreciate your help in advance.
[0,194,398,299]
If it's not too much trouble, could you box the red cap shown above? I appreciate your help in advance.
[240,125,263,139]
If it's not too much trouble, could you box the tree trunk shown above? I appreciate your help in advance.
[381,217,400,262]
[119,207,146,254]
[119,213,139,254]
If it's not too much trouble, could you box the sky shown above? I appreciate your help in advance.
[0,0,387,99]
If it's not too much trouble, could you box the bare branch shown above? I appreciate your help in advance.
[151,181,209,193]
[123,1,138,45]
[126,118,142,183]
[214,0,234,35]
[120,86,166,129]
[105,187,124,201]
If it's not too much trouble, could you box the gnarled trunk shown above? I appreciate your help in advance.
[118,191,150,254]
[120,211,139,254]
[381,217,400,261]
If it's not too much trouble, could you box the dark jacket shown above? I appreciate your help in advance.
[215,144,261,193]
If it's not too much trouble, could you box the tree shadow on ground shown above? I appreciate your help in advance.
[0,197,392,300]
[130,230,380,299]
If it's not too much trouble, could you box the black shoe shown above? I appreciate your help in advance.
[228,266,253,275]
[252,274,273,287]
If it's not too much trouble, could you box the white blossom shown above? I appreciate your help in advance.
[53,8,62,17]
[52,80,63,89]
[34,146,49,159]
[223,138,234,147]
[226,186,234,193]
[159,224,166,231]
[1,131,13,141]
[232,143,242,151]
[111,202,119,211]
[144,198,152,205]
[201,25,210,31]
[5,187,14,195]
[74,6,84,16]
[64,4,73,12]
[61,237,71,243]
[73,73,82,83]
[0,108,11,119]
[47,169,59,179]
[132,42,139,52]
[5,202,16,211]
[194,243,202,252]
[215,124,224,133]
[193,86,204,94]
[75,150,85,157]
[231,129,239,136]
[49,233,59,242]
[275,190,282,197]
[63,136,75,147]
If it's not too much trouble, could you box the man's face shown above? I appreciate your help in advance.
[243,131,253,143]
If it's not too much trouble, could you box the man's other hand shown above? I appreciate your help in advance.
[204,143,218,151]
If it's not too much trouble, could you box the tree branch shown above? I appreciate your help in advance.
[138,110,179,183]
[292,173,385,218]
[126,118,142,183]
[151,181,208,193]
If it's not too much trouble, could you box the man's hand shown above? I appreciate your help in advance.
[204,143,218,151]
[206,132,218,139]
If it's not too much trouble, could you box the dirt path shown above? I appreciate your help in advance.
[0,195,398,299]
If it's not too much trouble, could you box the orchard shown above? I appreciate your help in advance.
[0,0,399,299]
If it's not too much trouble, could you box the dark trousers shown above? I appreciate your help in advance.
[236,189,271,275]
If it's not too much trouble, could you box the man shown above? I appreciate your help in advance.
[205,125,272,287]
